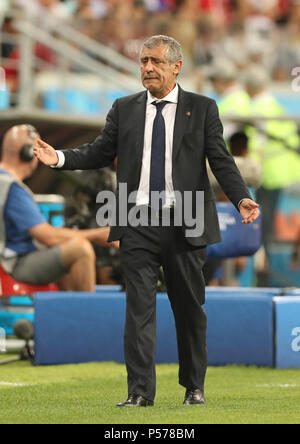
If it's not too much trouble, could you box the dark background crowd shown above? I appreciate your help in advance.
[1,0,300,82]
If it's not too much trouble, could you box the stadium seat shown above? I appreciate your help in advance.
[0,264,58,297]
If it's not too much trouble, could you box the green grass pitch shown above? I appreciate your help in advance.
[0,357,300,424]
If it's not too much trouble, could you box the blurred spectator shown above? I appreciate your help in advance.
[0,16,19,96]
[39,0,70,17]
[209,58,251,116]
[228,131,263,194]
[1,0,299,86]
[273,0,300,81]
[143,0,176,12]
[194,20,215,66]
[14,0,70,19]
[208,58,251,140]
[0,0,10,22]
[207,131,263,201]
[197,0,232,24]
[64,0,108,19]
[244,64,300,250]
[167,0,199,71]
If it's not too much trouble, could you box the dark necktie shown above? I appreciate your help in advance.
[149,101,168,209]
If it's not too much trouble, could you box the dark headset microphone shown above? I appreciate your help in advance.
[19,124,39,163]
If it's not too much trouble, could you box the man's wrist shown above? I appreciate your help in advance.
[238,198,247,208]
[50,151,65,169]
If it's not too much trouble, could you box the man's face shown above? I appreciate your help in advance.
[140,46,182,98]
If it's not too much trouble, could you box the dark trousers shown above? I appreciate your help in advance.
[120,223,208,401]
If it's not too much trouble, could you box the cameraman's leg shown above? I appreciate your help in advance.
[12,238,96,292]
[59,238,96,292]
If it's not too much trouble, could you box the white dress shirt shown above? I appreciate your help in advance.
[136,84,178,207]
[54,85,179,208]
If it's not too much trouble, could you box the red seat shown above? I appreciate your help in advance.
[0,264,58,297]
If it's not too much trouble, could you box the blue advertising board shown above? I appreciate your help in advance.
[275,297,300,368]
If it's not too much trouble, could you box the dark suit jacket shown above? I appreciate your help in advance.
[60,86,252,246]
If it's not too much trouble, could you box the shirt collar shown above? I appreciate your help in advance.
[147,84,179,105]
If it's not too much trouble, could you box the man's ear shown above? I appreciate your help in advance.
[174,60,183,76]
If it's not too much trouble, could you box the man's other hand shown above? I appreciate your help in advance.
[94,227,120,248]
[239,198,260,224]
[34,139,59,166]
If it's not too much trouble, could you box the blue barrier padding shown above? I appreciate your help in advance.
[34,289,275,366]
[205,293,274,366]
[207,203,262,259]
[95,285,122,293]
[34,292,126,365]
[206,287,281,297]
[284,289,300,297]
[275,297,300,368]
[34,292,177,365]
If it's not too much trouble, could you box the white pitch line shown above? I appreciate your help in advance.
[0,381,32,387]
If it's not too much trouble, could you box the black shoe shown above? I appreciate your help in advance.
[184,389,206,405]
[117,394,154,407]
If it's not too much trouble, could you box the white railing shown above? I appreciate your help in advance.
[0,7,140,111]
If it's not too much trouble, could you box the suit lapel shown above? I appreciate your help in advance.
[134,91,147,169]
[173,86,191,160]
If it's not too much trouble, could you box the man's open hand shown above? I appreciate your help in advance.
[34,139,59,166]
[239,198,260,224]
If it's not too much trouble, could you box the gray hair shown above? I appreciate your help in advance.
[141,35,184,64]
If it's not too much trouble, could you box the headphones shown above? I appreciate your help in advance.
[20,124,38,163]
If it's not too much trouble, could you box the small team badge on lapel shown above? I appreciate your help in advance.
[186,112,191,117]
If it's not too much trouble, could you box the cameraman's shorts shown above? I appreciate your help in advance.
[11,246,68,285]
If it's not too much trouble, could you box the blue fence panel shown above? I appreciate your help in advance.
[205,292,274,366]
[34,292,126,365]
[34,289,275,366]
[275,296,300,368]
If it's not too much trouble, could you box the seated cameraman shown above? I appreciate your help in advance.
[0,124,118,292]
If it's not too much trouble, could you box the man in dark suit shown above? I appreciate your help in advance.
[35,35,260,407]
